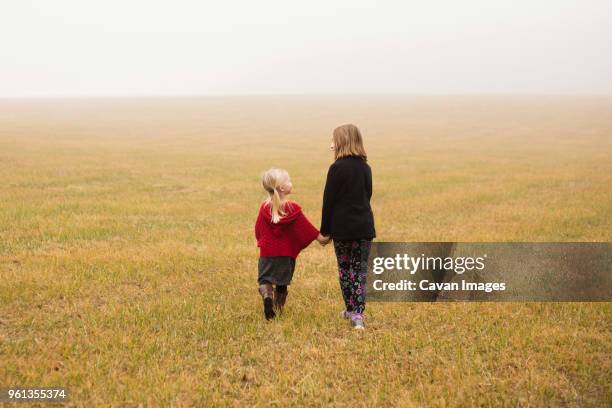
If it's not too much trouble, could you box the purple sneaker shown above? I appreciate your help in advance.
[351,314,365,330]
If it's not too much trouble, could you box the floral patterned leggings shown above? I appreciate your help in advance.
[333,239,372,316]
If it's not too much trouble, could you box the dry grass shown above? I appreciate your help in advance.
[1,95,611,406]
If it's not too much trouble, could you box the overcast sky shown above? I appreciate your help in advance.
[1,0,611,97]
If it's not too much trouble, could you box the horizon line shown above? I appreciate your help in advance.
[1,91,612,100]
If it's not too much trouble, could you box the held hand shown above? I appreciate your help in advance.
[316,234,331,246]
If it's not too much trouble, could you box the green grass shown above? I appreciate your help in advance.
[1,95,611,406]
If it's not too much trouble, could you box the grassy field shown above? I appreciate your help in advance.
[1,95,611,407]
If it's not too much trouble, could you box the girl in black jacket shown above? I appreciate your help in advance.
[319,124,375,330]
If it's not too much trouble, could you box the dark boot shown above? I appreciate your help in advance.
[274,285,288,312]
[259,283,275,320]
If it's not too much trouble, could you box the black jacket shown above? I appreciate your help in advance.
[320,156,376,240]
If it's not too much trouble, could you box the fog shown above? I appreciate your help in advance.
[1,0,611,97]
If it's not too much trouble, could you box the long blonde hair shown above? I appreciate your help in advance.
[333,124,367,161]
[261,168,290,223]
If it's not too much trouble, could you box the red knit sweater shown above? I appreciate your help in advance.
[255,200,319,259]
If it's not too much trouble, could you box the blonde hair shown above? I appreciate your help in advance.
[333,124,367,161]
[261,168,290,223]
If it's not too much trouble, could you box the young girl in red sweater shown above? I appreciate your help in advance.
[255,168,329,320]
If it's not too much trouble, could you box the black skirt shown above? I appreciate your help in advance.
[258,256,296,285]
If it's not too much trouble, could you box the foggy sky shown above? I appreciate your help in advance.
[1,0,611,97]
